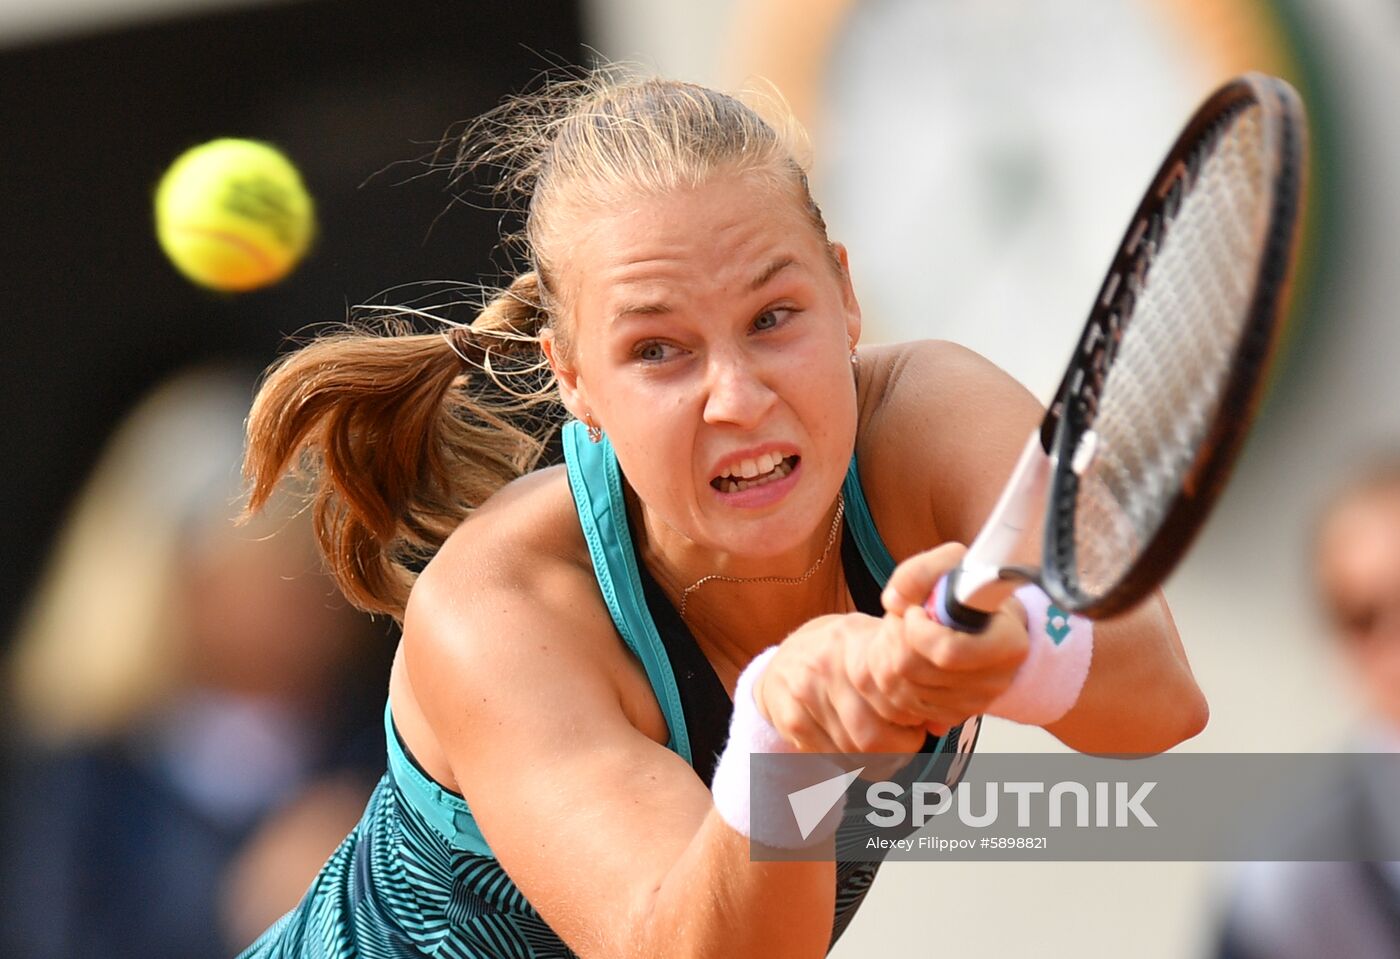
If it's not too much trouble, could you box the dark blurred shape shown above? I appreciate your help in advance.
[0,368,394,957]
[0,0,583,646]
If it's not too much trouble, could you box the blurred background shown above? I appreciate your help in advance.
[1,0,1396,956]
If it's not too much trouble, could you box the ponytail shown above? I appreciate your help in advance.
[243,272,558,620]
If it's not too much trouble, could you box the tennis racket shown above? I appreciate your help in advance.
[929,72,1308,631]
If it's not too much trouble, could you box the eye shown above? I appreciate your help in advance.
[752,308,793,332]
[634,340,676,363]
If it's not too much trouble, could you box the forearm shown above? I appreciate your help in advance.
[629,809,835,959]
[621,645,840,959]
[1044,592,1208,754]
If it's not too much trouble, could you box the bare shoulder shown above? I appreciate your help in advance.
[854,339,1043,554]
[406,463,643,696]
[857,339,1036,426]
[412,464,593,623]
[394,465,667,791]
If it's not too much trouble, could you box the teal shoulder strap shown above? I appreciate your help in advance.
[842,453,897,586]
[562,421,692,764]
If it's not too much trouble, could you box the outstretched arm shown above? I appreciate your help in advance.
[403,499,837,959]
[857,340,1207,754]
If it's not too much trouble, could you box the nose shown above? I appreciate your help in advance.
[701,348,777,430]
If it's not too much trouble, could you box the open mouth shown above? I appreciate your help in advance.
[710,454,799,494]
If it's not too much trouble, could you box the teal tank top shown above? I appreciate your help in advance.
[238,422,974,958]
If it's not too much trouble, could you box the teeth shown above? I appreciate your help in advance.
[716,456,795,494]
[714,453,799,492]
[722,453,785,479]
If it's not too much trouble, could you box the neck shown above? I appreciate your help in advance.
[680,562,854,684]
[627,488,848,662]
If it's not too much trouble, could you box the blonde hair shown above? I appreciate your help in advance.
[244,69,827,620]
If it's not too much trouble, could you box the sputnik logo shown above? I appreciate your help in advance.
[787,767,865,841]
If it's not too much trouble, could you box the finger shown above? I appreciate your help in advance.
[849,637,929,727]
[1000,593,1030,630]
[905,604,1028,673]
[881,542,967,615]
[860,680,933,727]
[826,679,926,756]
[875,609,1027,700]
[762,672,843,754]
[871,672,991,723]
[867,613,965,715]
[783,697,844,755]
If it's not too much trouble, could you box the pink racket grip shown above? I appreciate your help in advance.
[926,570,994,634]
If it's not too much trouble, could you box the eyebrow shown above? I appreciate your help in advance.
[612,299,672,323]
[610,257,799,323]
[750,256,796,290]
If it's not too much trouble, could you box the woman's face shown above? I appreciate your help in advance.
[547,171,862,562]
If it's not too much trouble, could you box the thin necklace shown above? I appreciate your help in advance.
[677,494,845,619]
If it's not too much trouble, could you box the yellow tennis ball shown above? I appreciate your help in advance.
[154,138,316,292]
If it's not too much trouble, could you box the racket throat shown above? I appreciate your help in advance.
[944,565,1033,620]
[953,429,1050,615]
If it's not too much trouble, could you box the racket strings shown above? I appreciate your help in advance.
[1069,103,1270,597]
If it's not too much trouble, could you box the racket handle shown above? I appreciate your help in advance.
[927,569,993,634]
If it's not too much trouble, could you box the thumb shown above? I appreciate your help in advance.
[881,542,967,616]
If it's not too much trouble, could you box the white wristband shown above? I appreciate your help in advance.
[985,585,1094,726]
[710,647,847,849]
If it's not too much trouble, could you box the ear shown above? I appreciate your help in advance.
[540,328,591,421]
[832,242,863,347]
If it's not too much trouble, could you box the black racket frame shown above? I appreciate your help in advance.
[1039,73,1306,618]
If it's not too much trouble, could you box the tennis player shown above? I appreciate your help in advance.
[237,73,1206,958]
